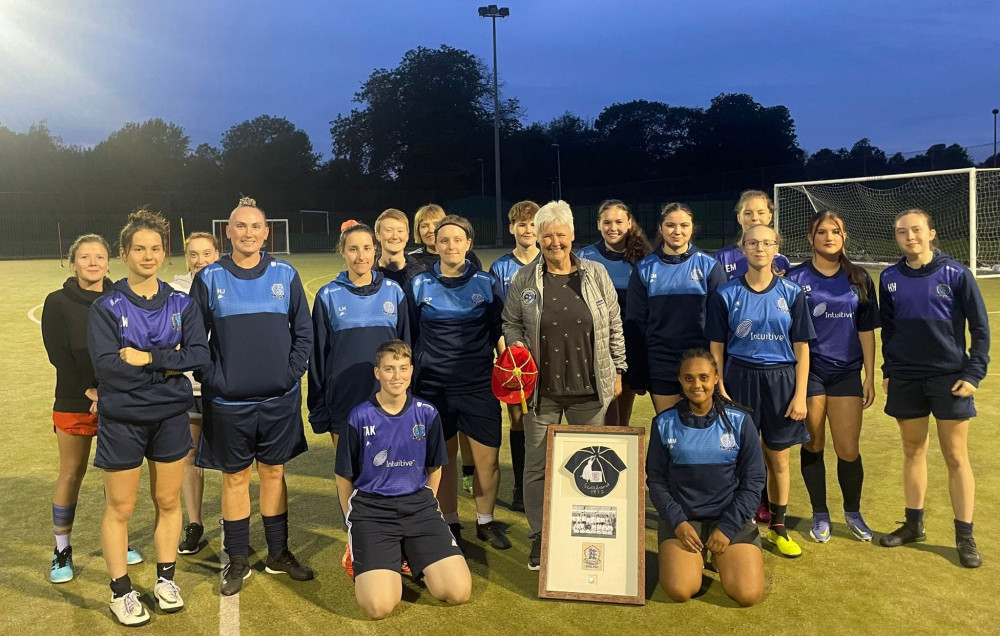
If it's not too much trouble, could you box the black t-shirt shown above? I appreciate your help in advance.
[539,271,596,397]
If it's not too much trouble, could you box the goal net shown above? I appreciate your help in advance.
[774,168,1000,276]
[211,218,291,255]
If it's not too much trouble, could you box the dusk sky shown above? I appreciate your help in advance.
[3,0,999,158]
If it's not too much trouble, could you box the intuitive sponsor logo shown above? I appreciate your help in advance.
[751,332,785,341]
[171,313,182,330]
[777,297,789,312]
[385,459,416,467]
[271,283,285,298]
[812,302,827,317]
[521,289,537,306]
[383,301,396,316]
[373,450,388,466]
[689,267,703,282]
[735,319,753,338]
[936,283,952,297]
[720,433,737,451]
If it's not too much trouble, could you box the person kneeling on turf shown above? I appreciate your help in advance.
[336,340,471,619]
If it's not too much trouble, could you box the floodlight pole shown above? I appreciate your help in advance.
[993,108,998,169]
[479,5,509,246]
[551,143,562,200]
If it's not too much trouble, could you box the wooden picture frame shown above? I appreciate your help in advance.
[538,425,645,605]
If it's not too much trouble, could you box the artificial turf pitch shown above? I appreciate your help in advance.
[2,252,998,635]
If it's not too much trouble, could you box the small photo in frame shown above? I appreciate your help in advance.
[539,425,646,605]
[571,505,617,539]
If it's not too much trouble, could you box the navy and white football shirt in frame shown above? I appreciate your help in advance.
[879,253,990,383]
[308,271,410,434]
[714,244,792,281]
[336,395,447,497]
[706,276,816,365]
[786,262,879,375]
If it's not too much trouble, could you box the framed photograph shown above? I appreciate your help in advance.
[538,425,645,605]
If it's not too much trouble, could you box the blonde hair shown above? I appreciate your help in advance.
[508,200,540,224]
[375,208,408,233]
[231,195,266,220]
[375,339,412,365]
[413,203,446,239]
[68,233,110,265]
[184,231,217,250]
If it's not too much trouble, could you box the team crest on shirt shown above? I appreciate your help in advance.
[471,293,486,305]
[412,423,426,440]
[383,301,396,316]
[776,297,789,312]
[521,289,537,306]
[850,284,860,296]
[812,302,827,318]
[936,284,952,297]
[689,268,703,282]
[720,433,737,451]
[271,283,285,298]
[735,319,753,338]
[171,313,182,330]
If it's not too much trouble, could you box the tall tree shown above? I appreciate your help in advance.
[88,119,190,189]
[330,45,521,194]
[220,115,320,190]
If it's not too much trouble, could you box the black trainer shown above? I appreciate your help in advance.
[957,535,982,568]
[528,537,541,570]
[879,521,926,547]
[265,549,315,581]
[221,555,251,596]
[476,521,512,550]
[510,486,524,512]
[177,522,204,555]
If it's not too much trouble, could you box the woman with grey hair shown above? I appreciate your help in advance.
[502,200,626,570]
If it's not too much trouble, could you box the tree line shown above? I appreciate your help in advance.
[2,45,994,219]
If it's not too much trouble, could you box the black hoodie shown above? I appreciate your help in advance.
[41,277,113,413]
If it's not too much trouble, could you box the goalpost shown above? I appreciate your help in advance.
[211,218,291,255]
[774,168,1000,277]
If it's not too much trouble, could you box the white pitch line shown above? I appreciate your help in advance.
[28,303,43,325]
[218,520,240,636]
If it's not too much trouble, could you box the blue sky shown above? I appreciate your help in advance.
[2,0,998,157]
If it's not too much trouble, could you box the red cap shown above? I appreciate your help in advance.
[492,345,538,413]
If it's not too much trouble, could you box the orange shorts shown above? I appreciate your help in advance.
[53,411,98,437]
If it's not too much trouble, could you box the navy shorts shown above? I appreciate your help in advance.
[884,373,977,421]
[806,369,863,398]
[347,488,463,578]
[421,388,502,448]
[658,517,761,548]
[95,412,192,470]
[649,377,682,397]
[197,383,308,473]
[189,395,204,420]
[725,359,809,450]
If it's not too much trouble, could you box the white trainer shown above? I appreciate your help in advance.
[109,589,150,626]
[154,577,185,613]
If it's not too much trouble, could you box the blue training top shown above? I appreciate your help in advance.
[307,271,410,435]
[576,241,632,312]
[714,244,791,281]
[705,275,815,365]
[647,400,765,540]
[625,245,727,390]
[786,261,879,375]
[489,251,534,300]
[336,395,448,497]
[879,252,990,384]
[88,279,210,422]
[408,260,504,394]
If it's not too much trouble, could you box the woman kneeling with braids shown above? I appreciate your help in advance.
[647,349,766,606]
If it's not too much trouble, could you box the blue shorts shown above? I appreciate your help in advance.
[884,373,977,421]
[420,388,502,448]
[94,412,192,470]
[807,369,863,398]
[197,383,308,473]
[658,517,762,548]
[725,359,810,451]
[347,488,463,578]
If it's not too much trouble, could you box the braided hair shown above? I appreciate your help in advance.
[678,348,752,436]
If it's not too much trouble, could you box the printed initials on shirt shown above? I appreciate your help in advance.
[363,424,376,436]
[121,316,129,328]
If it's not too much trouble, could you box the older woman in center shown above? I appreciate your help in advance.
[502,200,626,571]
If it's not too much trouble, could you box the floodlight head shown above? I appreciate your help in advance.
[994,108,999,115]
[478,5,508,18]
[478,6,489,16]
[499,7,510,17]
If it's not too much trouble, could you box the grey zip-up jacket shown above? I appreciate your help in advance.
[502,253,626,411]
